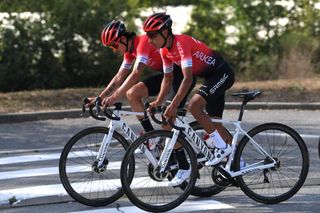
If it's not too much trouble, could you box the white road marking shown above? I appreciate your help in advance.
[0,161,121,180]
[0,151,97,165]
[69,199,234,213]
[300,134,320,139]
[0,177,171,205]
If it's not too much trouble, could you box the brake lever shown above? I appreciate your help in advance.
[95,97,102,114]
[81,97,90,116]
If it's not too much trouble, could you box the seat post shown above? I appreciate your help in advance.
[238,99,249,121]
[231,90,261,121]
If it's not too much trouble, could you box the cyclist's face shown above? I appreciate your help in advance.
[147,30,165,48]
[109,37,126,54]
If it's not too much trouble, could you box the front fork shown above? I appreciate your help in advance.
[95,123,115,170]
[158,130,180,173]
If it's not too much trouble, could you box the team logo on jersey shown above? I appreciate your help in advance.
[177,41,185,59]
[191,37,201,44]
[193,51,216,66]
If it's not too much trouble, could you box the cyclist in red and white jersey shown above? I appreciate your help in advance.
[144,13,235,186]
[89,20,195,134]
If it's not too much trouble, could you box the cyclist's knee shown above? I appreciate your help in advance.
[188,98,200,114]
[126,89,134,101]
[126,87,139,100]
[127,85,147,101]
[188,96,205,114]
[187,99,195,114]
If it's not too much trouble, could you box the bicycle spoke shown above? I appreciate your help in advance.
[235,123,309,204]
[60,127,128,206]
[121,130,197,212]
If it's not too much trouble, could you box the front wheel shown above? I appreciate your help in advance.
[59,127,129,207]
[121,130,198,212]
[234,123,309,204]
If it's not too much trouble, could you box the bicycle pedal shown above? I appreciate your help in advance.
[230,178,239,187]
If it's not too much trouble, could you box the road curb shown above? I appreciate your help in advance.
[0,102,320,124]
[225,102,320,110]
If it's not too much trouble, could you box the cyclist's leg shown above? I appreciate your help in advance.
[207,95,232,145]
[126,82,148,119]
[168,65,197,185]
[126,73,163,132]
[188,63,234,165]
[172,64,197,108]
[188,94,217,137]
[188,95,230,144]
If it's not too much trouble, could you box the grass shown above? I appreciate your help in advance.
[1,78,320,113]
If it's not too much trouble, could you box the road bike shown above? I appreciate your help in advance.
[120,90,310,212]
[59,99,222,206]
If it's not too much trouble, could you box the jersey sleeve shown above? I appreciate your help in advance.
[120,53,135,70]
[177,39,193,69]
[160,49,174,73]
[135,39,150,66]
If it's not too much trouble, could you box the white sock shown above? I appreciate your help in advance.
[208,130,227,149]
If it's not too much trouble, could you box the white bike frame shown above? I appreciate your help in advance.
[157,115,277,178]
[95,109,157,169]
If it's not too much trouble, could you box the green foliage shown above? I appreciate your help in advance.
[186,0,320,80]
[0,1,320,92]
[0,1,139,92]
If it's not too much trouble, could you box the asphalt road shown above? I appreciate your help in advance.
[0,109,319,213]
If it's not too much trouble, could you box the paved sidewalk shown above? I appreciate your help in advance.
[1,102,320,124]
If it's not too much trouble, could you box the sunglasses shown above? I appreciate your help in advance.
[147,31,159,39]
[109,38,121,50]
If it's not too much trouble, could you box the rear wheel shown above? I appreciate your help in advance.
[234,123,309,204]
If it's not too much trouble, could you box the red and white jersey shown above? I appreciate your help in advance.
[161,34,221,76]
[120,35,163,72]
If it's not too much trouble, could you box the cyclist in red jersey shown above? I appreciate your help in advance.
[144,13,235,186]
[88,20,195,134]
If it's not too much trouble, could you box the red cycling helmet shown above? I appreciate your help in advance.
[101,20,126,46]
[143,12,172,32]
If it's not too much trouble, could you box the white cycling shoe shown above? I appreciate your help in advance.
[169,169,191,187]
[205,144,232,166]
[134,139,157,154]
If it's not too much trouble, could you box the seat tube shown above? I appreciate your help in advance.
[226,125,240,169]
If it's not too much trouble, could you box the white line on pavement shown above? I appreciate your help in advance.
[300,134,320,139]
[0,151,97,165]
[69,199,234,213]
[0,177,170,205]
[0,161,121,180]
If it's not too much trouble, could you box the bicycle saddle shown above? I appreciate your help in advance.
[231,90,262,101]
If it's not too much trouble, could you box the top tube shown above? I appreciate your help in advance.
[114,110,145,117]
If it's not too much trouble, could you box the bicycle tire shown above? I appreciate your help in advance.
[59,126,130,207]
[121,130,198,212]
[234,123,309,204]
[188,121,226,197]
[318,136,320,159]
